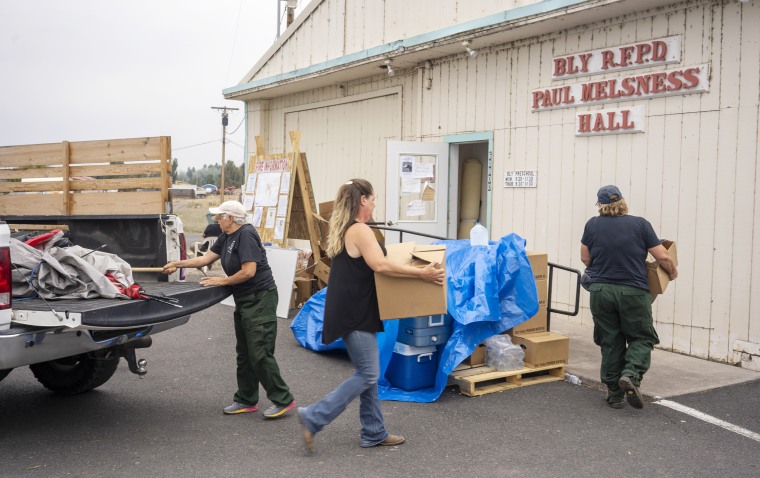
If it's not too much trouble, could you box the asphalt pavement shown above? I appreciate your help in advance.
[2,298,759,477]
[3,231,756,476]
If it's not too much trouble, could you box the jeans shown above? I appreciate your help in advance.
[299,330,388,447]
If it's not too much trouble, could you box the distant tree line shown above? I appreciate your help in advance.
[173,158,245,188]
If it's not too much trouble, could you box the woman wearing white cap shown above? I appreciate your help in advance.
[164,200,295,419]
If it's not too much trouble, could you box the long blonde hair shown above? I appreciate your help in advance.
[598,198,629,217]
[325,179,374,258]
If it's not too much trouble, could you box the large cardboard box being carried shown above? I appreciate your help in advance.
[511,332,569,368]
[375,243,447,320]
[647,240,678,294]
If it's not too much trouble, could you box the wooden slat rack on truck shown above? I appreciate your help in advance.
[0,136,171,216]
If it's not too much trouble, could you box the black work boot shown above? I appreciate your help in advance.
[606,393,625,409]
[619,376,644,409]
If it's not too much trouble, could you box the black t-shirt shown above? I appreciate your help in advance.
[199,223,222,252]
[322,234,386,344]
[581,215,660,291]
[203,223,222,237]
[210,224,275,298]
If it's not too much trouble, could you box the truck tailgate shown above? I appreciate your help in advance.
[13,283,231,328]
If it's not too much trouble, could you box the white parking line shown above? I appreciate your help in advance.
[654,399,760,443]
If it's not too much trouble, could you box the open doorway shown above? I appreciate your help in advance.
[446,134,493,240]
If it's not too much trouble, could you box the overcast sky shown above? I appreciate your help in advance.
[0,1,297,174]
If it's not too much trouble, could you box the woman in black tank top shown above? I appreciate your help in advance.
[296,179,444,454]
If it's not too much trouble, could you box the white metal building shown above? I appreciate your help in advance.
[224,0,760,367]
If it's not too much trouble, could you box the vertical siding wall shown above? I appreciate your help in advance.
[252,0,536,81]
[436,0,756,363]
[250,73,418,220]
[250,0,759,363]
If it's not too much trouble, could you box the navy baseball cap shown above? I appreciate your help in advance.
[596,185,623,205]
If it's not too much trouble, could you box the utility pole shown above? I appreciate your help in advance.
[211,106,239,202]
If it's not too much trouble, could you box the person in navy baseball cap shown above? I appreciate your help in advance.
[581,183,677,411]
[596,185,623,205]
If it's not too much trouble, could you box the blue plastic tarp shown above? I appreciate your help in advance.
[289,233,539,402]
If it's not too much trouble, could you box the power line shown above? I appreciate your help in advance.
[228,116,245,135]
[226,0,244,84]
[173,139,220,151]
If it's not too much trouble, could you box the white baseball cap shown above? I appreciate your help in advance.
[209,201,247,218]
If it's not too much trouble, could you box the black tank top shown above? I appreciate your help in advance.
[322,224,386,344]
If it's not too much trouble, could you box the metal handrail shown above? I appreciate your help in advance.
[546,262,582,331]
[368,223,449,242]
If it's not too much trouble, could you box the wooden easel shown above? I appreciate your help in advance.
[243,132,321,260]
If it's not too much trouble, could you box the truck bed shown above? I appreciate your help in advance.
[10,282,231,329]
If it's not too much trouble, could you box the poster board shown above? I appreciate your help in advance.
[242,152,296,247]
[242,132,321,257]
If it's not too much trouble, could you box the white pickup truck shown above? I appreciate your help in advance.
[0,216,228,394]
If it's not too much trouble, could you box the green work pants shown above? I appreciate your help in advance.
[589,283,659,396]
[232,287,294,407]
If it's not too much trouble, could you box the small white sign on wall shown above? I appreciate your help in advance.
[504,171,537,188]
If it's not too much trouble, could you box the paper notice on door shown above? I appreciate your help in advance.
[422,183,435,201]
[400,156,415,178]
[265,208,276,228]
[401,178,421,193]
[274,218,285,240]
[406,200,426,217]
[243,194,255,210]
[253,207,264,227]
[413,163,434,180]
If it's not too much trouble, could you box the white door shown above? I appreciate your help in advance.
[385,141,450,245]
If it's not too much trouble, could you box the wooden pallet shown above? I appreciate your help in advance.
[450,363,565,397]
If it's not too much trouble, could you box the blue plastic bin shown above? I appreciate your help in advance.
[397,314,452,347]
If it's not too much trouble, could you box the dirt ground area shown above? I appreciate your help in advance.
[172,197,223,233]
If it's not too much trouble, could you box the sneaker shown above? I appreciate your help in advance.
[377,434,406,446]
[223,402,259,415]
[619,376,644,409]
[263,401,296,419]
[297,408,314,455]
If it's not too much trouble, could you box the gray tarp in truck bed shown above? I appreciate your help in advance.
[12,282,231,328]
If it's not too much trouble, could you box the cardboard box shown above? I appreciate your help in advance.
[311,201,334,255]
[511,332,569,368]
[294,277,315,307]
[465,343,486,366]
[526,251,548,281]
[647,240,678,294]
[535,279,548,309]
[507,275,549,335]
[313,257,332,284]
[375,243,447,320]
[510,306,548,335]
